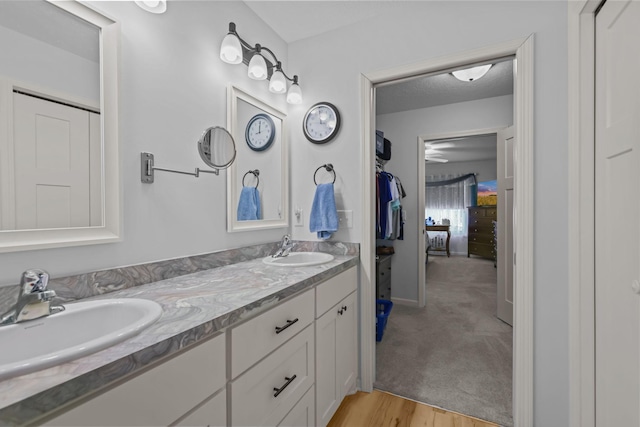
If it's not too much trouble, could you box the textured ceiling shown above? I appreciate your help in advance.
[377,60,514,115]
[0,1,99,63]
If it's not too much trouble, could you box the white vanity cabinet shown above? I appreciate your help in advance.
[229,289,315,426]
[44,333,227,427]
[36,265,359,427]
[315,267,358,427]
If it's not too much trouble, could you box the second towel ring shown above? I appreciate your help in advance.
[242,169,260,187]
[314,164,336,185]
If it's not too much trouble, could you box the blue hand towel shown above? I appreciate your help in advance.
[309,183,339,240]
[237,187,261,221]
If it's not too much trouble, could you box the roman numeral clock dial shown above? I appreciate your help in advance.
[303,102,341,144]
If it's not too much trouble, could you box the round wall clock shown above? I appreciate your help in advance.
[303,102,341,144]
[245,113,276,151]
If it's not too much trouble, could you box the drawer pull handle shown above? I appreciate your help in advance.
[273,375,297,397]
[275,318,299,334]
[342,305,348,311]
[338,308,344,315]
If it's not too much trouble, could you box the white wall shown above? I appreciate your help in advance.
[287,2,568,424]
[376,95,511,301]
[0,25,99,103]
[0,1,290,285]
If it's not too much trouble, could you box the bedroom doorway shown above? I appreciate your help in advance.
[359,36,534,426]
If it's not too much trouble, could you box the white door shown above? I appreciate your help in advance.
[497,126,514,326]
[13,93,98,229]
[595,1,640,425]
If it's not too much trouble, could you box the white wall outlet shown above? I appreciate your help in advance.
[294,207,304,227]
[337,210,353,229]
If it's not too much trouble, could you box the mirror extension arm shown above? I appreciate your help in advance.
[140,152,219,183]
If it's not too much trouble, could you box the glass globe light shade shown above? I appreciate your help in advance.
[248,53,267,80]
[135,0,167,14]
[220,34,242,64]
[286,82,302,104]
[452,64,493,82]
[269,70,287,94]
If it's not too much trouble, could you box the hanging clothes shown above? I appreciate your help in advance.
[376,171,406,240]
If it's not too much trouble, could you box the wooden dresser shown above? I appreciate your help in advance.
[468,206,497,260]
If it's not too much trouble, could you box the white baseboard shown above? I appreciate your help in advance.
[390,297,419,307]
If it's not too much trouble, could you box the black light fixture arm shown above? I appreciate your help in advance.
[227,22,298,84]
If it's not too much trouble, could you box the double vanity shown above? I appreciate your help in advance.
[0,245,359,426]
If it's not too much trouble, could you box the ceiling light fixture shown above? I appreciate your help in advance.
[452,64,492,82]
[135,0,167,14]
[219,22,302,104]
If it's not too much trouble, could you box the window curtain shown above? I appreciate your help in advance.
[425,173,475,237]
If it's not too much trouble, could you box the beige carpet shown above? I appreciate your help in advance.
[374,255,513,427]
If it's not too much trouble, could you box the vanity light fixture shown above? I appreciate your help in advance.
[451,64,493,82]
[134,0,167,14]
[220,22,302,104]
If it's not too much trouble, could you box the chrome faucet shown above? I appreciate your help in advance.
[272,234,295,258]
[0,269,65,326]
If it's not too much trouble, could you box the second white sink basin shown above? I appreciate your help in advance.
[262,252,334,267]
[0,298,162,381]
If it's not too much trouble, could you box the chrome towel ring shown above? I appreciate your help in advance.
[242,169,260,187]
[313,164,336,185]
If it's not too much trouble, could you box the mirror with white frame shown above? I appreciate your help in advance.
[0,0,120,252]
[227,86,288,231]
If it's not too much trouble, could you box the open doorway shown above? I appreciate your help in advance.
[372,59,515,426]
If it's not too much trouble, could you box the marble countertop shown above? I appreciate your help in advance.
[0,254,358,425]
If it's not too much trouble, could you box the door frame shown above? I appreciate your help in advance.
[568,1,602,426]
[418,127,506,308]
[360,36,534,426]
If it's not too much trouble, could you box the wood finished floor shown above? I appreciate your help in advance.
[328,390,500,427]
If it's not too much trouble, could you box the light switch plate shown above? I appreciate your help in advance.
[294,207,304,227]
[337,210,353,229]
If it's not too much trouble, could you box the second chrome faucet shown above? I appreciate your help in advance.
[272,234,295,258]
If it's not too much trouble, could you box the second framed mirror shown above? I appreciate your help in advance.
[227,86,288,232]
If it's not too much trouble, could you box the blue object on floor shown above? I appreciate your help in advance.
[376,299,393,342]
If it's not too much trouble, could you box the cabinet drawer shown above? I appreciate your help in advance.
[45,333,225,427]
[468,225,493,235]
[468,216,494,227]
[468,233,494,245]
[469,242,495,258]
[469,207,497,218]
[231,325,314,427]
[316,267,357,317]
[231,289,314,378]
[274,387,314,427]
[468,207,487,217]
[174,388,226,427]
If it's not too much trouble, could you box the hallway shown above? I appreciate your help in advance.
[375,255,512,426]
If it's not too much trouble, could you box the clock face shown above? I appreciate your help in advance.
[303,102,341,144]
[245,114,276,151]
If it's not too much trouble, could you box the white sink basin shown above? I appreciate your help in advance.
[262,252,334,267]
[0,298,162,380]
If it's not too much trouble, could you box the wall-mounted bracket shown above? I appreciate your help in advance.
[141,152,219,184]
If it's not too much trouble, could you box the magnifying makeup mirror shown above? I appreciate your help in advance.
[198,126,236,170]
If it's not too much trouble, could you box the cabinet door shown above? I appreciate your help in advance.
[45,334,225,427]
[315,307,339,427]
[336,292,357,400]
[175,389,226,427]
